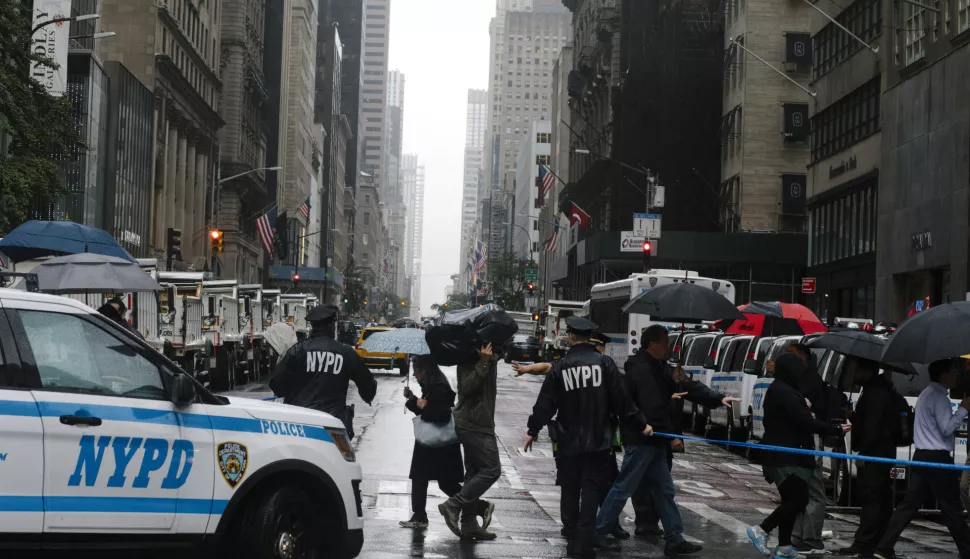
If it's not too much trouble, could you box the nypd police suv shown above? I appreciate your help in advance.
[0,289,363,557]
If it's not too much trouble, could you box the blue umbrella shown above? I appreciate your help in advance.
[361,328,430,355]
[0,220,135,263]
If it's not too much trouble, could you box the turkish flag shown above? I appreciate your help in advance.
[570,202,591,230]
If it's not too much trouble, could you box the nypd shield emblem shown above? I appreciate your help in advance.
[712,281,721,291]
[218,442,249,489]
[649,277,658,287]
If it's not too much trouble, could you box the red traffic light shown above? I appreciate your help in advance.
[292,272,300,281]
[527,282,535,290]
[642,241,652,252]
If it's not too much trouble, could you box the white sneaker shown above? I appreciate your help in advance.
[772,545,800,559]
[747,525,771,557]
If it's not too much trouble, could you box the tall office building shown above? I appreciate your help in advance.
[400,154,424,314]
[483,0,571,259]
[385,70,407,296]
[459,89,488,291]
[332,0,364,270]
[359,0,391,186]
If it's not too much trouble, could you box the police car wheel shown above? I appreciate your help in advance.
[246,484,327,559]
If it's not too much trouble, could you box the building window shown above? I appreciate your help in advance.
[363,212,370,225]
[959,0,969,31]
[932,0,950,39]
[810,77,880,163]
[809,180,877,266]
[536,132,550,143]
[812,0,881,79]
[535,155,550,165]
[902,1,926,64]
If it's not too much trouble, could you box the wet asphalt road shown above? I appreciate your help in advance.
[225,362,962,559]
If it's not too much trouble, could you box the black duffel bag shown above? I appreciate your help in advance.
[426,304,519,366]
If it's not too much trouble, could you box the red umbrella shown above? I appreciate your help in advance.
[721,301,827,336]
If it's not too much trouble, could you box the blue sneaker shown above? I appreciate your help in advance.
[772,545,799,559]
[746,525,770,557]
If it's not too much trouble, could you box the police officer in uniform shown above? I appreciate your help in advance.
[524,317,648,558]
[270,305,377,439]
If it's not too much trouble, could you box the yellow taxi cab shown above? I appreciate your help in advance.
[355,326,410,376]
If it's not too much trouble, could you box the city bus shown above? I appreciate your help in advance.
[588,270,737,368]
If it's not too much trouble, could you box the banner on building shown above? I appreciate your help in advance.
[785,33,812,69]
[31,0,73,96]
[780,173,807,214]
[783,103,810,142]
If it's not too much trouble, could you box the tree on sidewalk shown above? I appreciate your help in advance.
[0,0,82,232]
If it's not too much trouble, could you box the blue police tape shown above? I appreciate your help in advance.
[652,431,970,472]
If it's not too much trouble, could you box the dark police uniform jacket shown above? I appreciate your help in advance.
[527,344,645,457]
[270,330,378,438]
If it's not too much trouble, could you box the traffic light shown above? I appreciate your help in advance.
[209,229,224,254]
[292,270,300,283]
[401,300,408,307]
[166,228,182,270]
[642,240,653,272]
[527,282,535,295]
[343,298,349,304]
[532,312,540,322]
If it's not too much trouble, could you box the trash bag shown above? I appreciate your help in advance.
[426,304,519,366]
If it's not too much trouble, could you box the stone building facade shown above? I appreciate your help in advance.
[98,0,224,267]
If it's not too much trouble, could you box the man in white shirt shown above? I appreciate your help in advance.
[874,359,970,559]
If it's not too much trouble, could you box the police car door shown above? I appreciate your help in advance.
[7,300,207,533]
[0,306,44,534]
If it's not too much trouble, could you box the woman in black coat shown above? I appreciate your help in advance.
[746,353,850,559]
[400,355,464,528]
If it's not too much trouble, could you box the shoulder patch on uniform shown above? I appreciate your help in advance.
[217,441,249,489]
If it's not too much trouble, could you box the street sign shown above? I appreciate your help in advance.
[801,277,817,294]
[620,231,645,252]
[633,213,662,238]
[525,296,537,308]
[524,267,538,281]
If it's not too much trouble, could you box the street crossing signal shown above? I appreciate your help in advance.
[532,312,540,322]
[210,229,224,254]
[166,228,182,270]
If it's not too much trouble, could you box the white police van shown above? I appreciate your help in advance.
[0,289,363,557]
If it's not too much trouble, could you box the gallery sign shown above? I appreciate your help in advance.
[30,0,73,96]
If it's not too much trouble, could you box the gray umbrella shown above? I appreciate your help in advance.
[35,253,161,294]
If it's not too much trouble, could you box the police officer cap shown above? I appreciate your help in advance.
[565,316,598,335]
[590,331,611,346]
[307,305,339,324]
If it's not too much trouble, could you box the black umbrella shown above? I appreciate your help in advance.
[806,331,919,375]
[882,301,970,364]
[622,282,746,321]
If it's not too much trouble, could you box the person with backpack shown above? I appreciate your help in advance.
[836,358,897,557]
[874,358,970,559]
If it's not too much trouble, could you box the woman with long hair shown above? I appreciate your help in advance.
[400,354,465,528]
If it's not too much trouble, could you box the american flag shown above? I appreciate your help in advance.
[543,223,561,252]
[538,164,556,199]
[474,240,488,273]
[256,204,278,257]
[299,197,311,221]
[381,250,390,274]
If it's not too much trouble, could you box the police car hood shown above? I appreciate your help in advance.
[224,396,345,429]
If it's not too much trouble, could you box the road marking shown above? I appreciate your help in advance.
[828,512,956,552]
[673,459,697,470]
[756,507,775,515]
[723,463,761,474]
[498,446,525,490]
[675,480,726,498]
[680,502,749,536]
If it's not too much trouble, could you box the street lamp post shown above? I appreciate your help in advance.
[32,13,100,34]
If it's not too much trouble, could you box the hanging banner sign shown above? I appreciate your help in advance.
[31,0,73,96]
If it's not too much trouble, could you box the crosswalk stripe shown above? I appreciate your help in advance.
[680,502,751,537]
